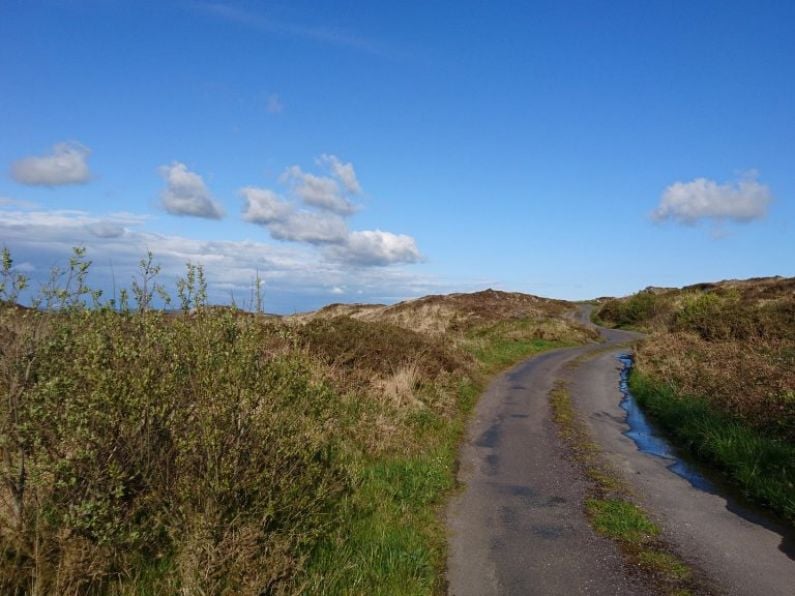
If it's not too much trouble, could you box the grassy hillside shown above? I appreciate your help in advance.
[289,288,574,334]
[596,277,795,521]
[0,248,594,594]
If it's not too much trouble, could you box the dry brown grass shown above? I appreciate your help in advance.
[289,288,572,335]
[373,363,422,410]
[295,315,469,384]
[0,307,354,594]
[636,332,795,441]
[0,247,595,594]
[598,276,795,442]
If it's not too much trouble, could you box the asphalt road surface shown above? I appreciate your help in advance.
[446,314,795,595]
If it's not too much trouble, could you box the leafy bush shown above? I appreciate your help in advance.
[0,247,595,593]
[0,250,362,593]
[599,281,794,343]
[0,304,350,593]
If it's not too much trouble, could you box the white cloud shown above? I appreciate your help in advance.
[0,209,146,234]
[159,162,224,219]
[241,183,420,265]
[242,154,421,267]
[0,207,438,312]
[241,186,292,223]
[266,93,283,114]
[0,209,145,256]
[12,262,35,273]
[241,186,348,244]
[268,211,349,244]
[282,165,356,215]
[319,154,361,194]
[0,196,38,209]
[327,230,422,266]
[86,222,126,238]
[10,141,91,186]
[652,172,772,225]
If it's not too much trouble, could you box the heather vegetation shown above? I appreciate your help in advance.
[596,279,795,521]
[0,247,592,594]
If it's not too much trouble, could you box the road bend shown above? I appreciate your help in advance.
[446,315,795,595]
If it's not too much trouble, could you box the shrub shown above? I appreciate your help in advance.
[297,316,466,381]
[597,291,672,329]
[0,306,351,593]
[0,247,603,593]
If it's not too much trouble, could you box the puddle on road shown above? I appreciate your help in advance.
[616,354,795,559]
[616,354,713,492]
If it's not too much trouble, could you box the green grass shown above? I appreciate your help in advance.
[629,372,795,523]
[300,340,568,594]
[302,454,452,595]
[471,337,563,370]
[550,383,621,492]
[586,499,660,543]
[0,247,598,594]
[464,319,573,370]
[298,328,577,594]
[637,550,691,580]
[585,497,696,590]
[463,316,583,373]
[550,382,697,593]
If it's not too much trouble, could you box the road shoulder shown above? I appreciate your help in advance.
[567,348,795,596]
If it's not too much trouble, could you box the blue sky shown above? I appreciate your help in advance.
[1,0,793,312]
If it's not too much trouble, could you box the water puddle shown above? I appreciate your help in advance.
[617,354,714,492]
[616,353,795,559]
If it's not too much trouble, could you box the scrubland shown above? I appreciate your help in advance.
[0,248,594,594]
[596,277,795,522]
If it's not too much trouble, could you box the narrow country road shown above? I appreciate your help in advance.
[445,310,795,595]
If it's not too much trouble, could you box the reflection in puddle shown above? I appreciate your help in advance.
[616,353,795,559]
[616,354,714,492]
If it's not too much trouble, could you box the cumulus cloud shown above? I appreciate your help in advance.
[282,165,356,215]
[241,186,348,244]
[159,162,224,219]
[241,186,292,223]
[269,211,349,244]
[319,154,361,194]
[0,207,438,312]
[327,230,422,266]
[10,141,91,186]
[241,183,420,266]
[242,156,421,267]
[652,172,772,225]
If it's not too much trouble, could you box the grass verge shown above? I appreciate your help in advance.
[629,371,795,524]
[298,332,576,593]
[472,337,567,373]
[0,247,595,594]
[464,317,579,374]
[298,381,478,595]
[550,382,698,594]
